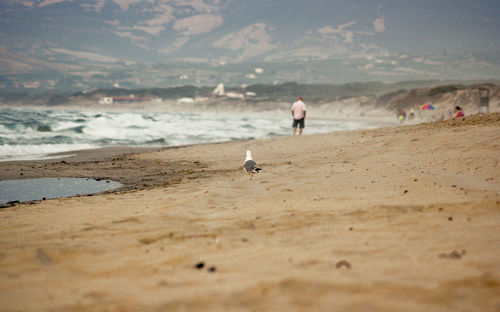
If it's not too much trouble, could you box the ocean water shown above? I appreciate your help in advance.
[0,107,373,162]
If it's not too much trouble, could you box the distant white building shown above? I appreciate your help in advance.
[213,83,225,96]
[99,97,113,105]
[226,92,245,99]
[255,68,264,74]
[23,81,40,88]
[177,97,194,103]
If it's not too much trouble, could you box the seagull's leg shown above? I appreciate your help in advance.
[249,172,253,180]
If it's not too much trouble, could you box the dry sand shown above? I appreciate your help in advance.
[0,113,499,311]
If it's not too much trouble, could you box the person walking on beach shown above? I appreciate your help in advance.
[291,96,306,135]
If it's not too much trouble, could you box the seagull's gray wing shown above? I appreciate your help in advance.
[244,160,261,172]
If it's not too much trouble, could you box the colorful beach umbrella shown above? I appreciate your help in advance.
[420,104,435,110]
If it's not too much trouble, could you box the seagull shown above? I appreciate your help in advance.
[243,150,262,180]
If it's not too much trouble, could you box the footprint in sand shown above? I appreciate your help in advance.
[36,248,53,265]
[335,260,352,269]
[111,217,142,224]
[438,250,466,260]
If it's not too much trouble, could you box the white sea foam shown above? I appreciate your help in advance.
[0,108,375,161]
[0,143,96,162]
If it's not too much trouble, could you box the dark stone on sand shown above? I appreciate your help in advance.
[448,216,453,221]
[208,266,217,273]
[195,262,205,269]
[404,190,408,194]
[349,227,353,231]
[335,260,351,269]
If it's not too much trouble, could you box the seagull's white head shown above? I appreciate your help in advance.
[245,150,253,161]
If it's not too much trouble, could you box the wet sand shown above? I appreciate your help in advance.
[0,113,499,311]
[0,146,211,201]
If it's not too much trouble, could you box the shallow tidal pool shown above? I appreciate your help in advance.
[0,177,121,204]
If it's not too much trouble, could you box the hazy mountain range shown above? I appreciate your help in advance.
[0,0,499,90]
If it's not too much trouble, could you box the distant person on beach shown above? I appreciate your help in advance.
[291,96,306,135]
[408,109,415,121]
[453,106,464,118]
[397,110,406,124]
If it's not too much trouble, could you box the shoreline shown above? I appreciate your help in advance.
[0,145,183,204]
[0,109,399,200]
[0,105,400,163]
[0,113,490,203]
[0,113,499,311]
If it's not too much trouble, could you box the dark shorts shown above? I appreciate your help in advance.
[292,118,305,129]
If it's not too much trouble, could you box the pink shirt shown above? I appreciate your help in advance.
[291,100,306,119]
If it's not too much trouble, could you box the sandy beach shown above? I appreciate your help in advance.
[0,113,499,311]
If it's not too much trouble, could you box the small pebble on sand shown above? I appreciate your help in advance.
[195,262,205,269]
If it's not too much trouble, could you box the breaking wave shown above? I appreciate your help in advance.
[0,107,372,161]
